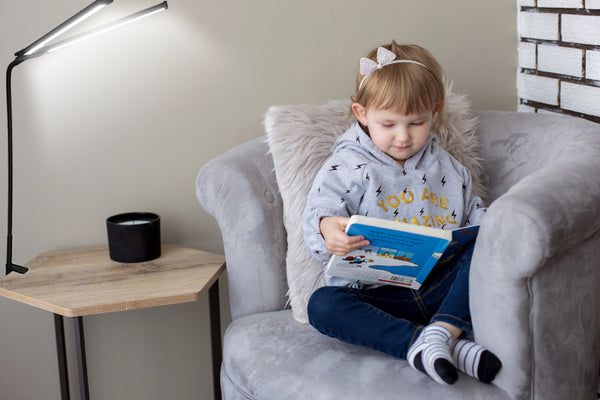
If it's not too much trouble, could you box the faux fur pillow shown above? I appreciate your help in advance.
[265,89,483,323]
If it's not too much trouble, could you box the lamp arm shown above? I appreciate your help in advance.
[5,59,30,275]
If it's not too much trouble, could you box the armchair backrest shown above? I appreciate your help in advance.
[475,110,599,203]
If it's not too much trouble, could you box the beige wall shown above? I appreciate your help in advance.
[0,1,517,399]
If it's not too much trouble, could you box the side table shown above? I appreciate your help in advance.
[0,243,226,400]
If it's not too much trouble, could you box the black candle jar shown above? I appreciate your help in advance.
[106,212,161,263]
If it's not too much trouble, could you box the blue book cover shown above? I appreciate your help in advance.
[326,215,479,289]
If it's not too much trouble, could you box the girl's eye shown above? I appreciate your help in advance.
[411,121,425,126]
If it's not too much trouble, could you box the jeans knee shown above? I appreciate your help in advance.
[308,286,330,319]
[308,286,346,327]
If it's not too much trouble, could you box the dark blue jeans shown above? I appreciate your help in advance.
[307,241,475,360]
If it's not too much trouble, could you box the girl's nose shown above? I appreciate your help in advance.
[395,126,409,142]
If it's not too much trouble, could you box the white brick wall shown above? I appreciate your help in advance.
[517,2,600,123]
[519,12,559,40]
[588,50,600,80]
[587,0,600,9]
[538,45,582,76]
[561,83,600,116]
[518,42,537,69]
[562,15,600,45]
[518,74,559,105]
[538,0,582,7]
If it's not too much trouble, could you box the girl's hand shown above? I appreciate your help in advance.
[319,216,370,256]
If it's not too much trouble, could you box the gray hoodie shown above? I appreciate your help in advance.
[303,122,486,286]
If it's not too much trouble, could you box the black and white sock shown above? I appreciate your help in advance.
[451,339,502,383]
[407,324,458,385]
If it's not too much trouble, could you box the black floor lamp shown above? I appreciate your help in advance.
[5,0,168,275]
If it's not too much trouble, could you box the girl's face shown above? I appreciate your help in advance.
[352,103,435,167]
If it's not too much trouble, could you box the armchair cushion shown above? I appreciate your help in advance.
[265,90,482,323]
[221,309,509,400]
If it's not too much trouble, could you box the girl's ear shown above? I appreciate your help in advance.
[352,103,368,125]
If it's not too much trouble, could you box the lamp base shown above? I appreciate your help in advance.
[6,263,28,275]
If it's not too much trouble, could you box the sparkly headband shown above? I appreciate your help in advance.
[359,47,432,90]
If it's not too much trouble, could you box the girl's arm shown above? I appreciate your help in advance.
[303,153,367,263]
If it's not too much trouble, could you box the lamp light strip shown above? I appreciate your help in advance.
[23,3,108,56]
[45,2,168,55]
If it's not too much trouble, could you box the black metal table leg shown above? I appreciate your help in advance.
[208,279,222,400]
[54,314,70,400]
[74,316,90,400]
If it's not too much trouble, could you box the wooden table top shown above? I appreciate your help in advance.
[0,244,226,317]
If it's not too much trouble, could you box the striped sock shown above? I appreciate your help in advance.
[451,339,502,383]
[407,324,458,385]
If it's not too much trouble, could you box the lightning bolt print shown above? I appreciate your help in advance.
[393,209,399,218]
[441,176,446,186]
[355,163,366,170]
[422,174,427,184]
[376,186,383,196]
[420,208,424,216]
[329,165,340,171]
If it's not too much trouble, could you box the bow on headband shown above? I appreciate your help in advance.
[359,47,431,89]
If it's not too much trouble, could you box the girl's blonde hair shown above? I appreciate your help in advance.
[351,41,445,130]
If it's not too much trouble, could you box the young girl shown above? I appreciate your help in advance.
[302,41,501,385]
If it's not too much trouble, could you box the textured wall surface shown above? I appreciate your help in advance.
[518,0,600,123]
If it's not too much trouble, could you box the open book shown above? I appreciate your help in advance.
[326,215,479,290]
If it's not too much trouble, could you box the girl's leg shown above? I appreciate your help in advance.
[428,241,476,333]
[307,285,427,360]
[308,245,472,367]
[451,339,502,383]
[409,241,501,383]
[406,241,475,384]
[308,241,500,384]
[407,324,458,384]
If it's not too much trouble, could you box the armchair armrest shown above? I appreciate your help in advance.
[196,138,288,320]
[470,112,600,399]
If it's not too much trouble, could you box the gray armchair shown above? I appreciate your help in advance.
[196,110,600,400]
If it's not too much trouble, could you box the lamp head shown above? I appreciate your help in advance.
[15,0,114,59]
[15,1,168,59]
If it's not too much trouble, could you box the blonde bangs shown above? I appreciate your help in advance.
[372,67,441,114]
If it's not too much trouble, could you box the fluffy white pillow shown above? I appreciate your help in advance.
[265,89,482,323]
